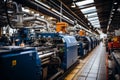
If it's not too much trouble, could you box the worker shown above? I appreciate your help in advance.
[108,39,113,55]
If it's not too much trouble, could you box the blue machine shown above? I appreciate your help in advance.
[12,28,32,46]
[94,37,98,47]
[0,34,11,46]
[75,36,84,57]
[75,36,91,57]
[0,33,78,80]
[90,37,96,49]
[37,33,78,70]
[86,36,92,52]
[0,46,41,80]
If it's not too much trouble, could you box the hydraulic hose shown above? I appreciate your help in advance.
[5,0,13,28]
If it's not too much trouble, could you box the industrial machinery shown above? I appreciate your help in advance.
[0,46,42,80]
[112,36,120,49]
[0,0,101,79]
[0,34,11,46]
[94,37,98,46]
[111,50,120,79]
[75,35,91,57]
[0,33,78,80]
[12,28,32,46]
[56,22,68,33]
[35,33,78,79]
[89,37,96,49]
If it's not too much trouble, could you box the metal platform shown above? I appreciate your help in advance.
[65,42,107,80]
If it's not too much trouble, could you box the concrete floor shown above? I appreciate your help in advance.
[65,42,107,80]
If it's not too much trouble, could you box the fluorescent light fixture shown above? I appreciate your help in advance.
[92,24,100,27]
[91,20,99,23]
[92,23,100,26]
[82,9,96,14]
[112,9,115,11]
[81,6,96,13]
[91,21,99,24]
[86,13,97,17]
[91,21,99,23]
[117,8,120,12]
[89,18,98,21]
[88,17,98,20]
[76,0,94,6]
[93,25,100,28]
[114,2,117,5]
[85,13,98,19]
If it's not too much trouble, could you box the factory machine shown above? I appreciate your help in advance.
[89,37,96,49]
[0,46,42,80]
[12,28,33,46]
[0,32,78,80]
[35,33,78,79]
[112,36,120,50]
[94,38,98,46]
[75,36,91,57]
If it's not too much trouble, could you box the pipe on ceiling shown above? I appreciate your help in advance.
[12,0,74,25]
[23,16,51,32]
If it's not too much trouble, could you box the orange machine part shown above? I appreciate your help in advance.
[56,22,68,33]
[112,36,120,48]
[78,30,86,36]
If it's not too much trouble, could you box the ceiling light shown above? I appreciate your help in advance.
[88,17,98,20]
[117,8,120,12]
[90,20,99,22]
[76,0,94,6]
[81,6,96,12]
[85,13,97,17]
[114,2,117,5]
[112,9,115,11]
[112,12,114,14]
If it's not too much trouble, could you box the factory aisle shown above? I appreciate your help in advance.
[65,42,107,80]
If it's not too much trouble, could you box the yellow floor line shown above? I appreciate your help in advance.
[64,47,98,80]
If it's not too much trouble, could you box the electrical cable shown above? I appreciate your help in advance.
[5,0,13,28]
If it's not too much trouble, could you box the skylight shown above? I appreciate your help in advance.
[94,24,100,27]
[88,17,98,20]
[91,21,99,23]
[85,13,97,18]
[91,20,99,23]
[76,0,94,6]
[81,6,96,13]
[76,0,100,28]
[92,23,100,25]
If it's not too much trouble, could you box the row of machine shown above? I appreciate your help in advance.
[0,0,99,79]
[0,30,99,80]
[75,35,99,57]
[106,36,120,79]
